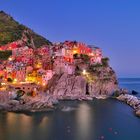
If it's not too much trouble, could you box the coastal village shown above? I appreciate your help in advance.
[0,30,103,96]
[0,11,140,117]
[0,29,140,117]
[0,32,140,118]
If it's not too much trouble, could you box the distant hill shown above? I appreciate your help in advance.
[0,11,52,47]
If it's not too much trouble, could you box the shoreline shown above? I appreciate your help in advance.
[0,90,109,113]
[116,93,140,117]
[1,89,140,118]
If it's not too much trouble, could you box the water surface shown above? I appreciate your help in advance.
[119,78,140,92]
[0,99,140,140]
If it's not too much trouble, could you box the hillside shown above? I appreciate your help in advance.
[0,11,52,47]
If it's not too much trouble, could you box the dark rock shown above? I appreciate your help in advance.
[132,90,139,95]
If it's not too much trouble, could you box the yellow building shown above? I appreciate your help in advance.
[26,70,37,83]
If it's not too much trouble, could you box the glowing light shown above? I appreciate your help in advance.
[73,50,77,54]
[8,57,12,61]
[82,70,86,75]
[1,82,6,86]
[90,53,94,56]
[13,79,17,83]
[42,83,46,86]
[36,62,42,69]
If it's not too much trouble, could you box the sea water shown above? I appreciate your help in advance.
[119,78,140,97]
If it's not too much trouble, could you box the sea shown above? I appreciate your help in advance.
[119,78,140,97]
[0,78,140,140]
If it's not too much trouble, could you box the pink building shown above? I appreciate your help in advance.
[88,46,102,64]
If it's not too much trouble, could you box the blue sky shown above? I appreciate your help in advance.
[0,0,140,77]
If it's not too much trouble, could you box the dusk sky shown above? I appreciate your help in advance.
[0,0,140,78]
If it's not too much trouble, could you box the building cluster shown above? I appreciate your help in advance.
[52,41,102,74]
[0,40,103,87]
[53,41,102,63]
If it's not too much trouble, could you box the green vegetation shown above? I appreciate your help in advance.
[0,11,52,47]
[73,53,79,59]
[112,90,120,98]
[27,91,33,96]
[73,54,90,61]
[80,54,90,63]
[101,57,109,67]
[7,77,13,83]
[15,90,25,100]
[89,63,102,73]
[0,50,12,60]
[102,77,111,81]
[75,66,81,76]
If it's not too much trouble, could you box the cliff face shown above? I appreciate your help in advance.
[88,78,118,96]
[47,55,118,99]
[47,66,118,99]
[48,74,86,96]
[88,66,118,96]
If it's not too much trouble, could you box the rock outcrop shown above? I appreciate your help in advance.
[47,69,118,99]
[0,92,58,112]
[88,80,118,97]
[47,74,88,100]
[117,94,140,117]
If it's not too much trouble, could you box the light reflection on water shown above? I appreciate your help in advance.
[76,103,93,140]
[0,99,140,140]
[0,113,31,140]
[0,112,53,140]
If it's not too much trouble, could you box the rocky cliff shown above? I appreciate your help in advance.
[47,65,118,99]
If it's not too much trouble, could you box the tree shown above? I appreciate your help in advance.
[101,57,109,67]
[73,53,79,59]
[0,50,12,60]
[7,77,13,83]
[80,54,90,63]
